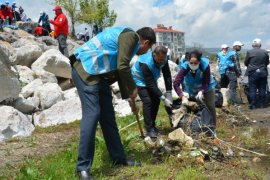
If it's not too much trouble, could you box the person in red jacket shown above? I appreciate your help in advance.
[49,6,69,57]
[0,4,13,25]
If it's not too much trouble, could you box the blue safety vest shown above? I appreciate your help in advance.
[73,27,140,75]
[181,57,216,96]
[217,50,236,75]
[131,51,168,87]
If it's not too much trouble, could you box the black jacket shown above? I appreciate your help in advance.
[244,47,269,76]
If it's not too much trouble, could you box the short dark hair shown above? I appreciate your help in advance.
[153,46,167,55]
[136,27,156,45]
[189,49,202,61]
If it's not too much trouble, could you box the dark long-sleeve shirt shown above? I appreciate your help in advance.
[173,65,211,97]
[231,52,242,76]
[139,62,172,98]
[244,47,269,76]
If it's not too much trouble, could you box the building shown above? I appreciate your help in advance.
[153,24,185,61]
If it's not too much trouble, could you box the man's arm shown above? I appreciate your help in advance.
[173,68,188,97]
[140,63,163,98]
[50,14,66,27]
[231,54,242,76]
[161,62,172,91]
[244,51,250,66]
[117,30,139,99]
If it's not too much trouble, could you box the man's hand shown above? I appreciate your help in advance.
[49,20,54,24]
[129,98,139,114]
[196,90,204,102]
[129,88,139,114]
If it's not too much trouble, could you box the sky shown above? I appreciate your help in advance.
[3,0,270,49]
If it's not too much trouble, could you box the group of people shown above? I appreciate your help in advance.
[215,39,269,109]
[34,6,69,57]
[0,1,29,26]
[69,24,270,179]
[69,25,223,179]
[77,25,102,42]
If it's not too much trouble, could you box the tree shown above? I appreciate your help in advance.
[79,0,117,31]
[52,0,80,38]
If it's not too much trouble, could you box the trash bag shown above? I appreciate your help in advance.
[191,104,213,134]
[215,89,223,108]
[175,102,214,135]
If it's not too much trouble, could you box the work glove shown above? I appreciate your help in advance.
[181,92,189,105]
[196,90,204,102]
[164,98,172,108]
[165,91,173,104]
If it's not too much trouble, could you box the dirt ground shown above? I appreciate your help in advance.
[0,126,80,173]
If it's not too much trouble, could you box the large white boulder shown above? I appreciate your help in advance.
[0,106,35,142]
[10,45,43,67]
[0,48,21,103]
[31,49,71,79]
[34,97,81,127]
[34,82,64,110]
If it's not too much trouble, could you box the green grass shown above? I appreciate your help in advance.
[0,103,265,179]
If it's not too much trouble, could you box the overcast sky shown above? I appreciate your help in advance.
[4,0,270,49]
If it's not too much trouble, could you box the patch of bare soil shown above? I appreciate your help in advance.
[0,126,79,173]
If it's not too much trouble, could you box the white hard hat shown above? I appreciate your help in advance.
[252,38,261,44]
[233,41,244,47]
[12,2,16,4]
[5,1,9,4]
[40,11,44,16]
[221,44,229,49]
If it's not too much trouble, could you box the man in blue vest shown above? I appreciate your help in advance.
[216,44,240,104]
[132,46,172,138]
[70,26,156,180]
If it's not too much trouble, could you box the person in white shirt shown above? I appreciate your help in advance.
[18,6,27,22]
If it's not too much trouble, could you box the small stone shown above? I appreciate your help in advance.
[252,157,261,163]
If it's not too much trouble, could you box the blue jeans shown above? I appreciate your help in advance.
[248,71,267,108]
[72,68,126,172]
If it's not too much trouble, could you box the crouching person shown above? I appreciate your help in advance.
[173,50,217,133]
[131,46,173,138]
[70,26,156,180]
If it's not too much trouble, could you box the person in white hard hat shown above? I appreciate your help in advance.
[216,43,241,104]
[244,38,269,109]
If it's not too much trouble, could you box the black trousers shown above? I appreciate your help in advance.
[138,87,160,131]
[248,72,268,108]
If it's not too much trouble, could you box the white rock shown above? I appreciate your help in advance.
[31,49,71,79]
[34,82,64,110]
[0,48,21,103]
[168,128,194,148]
[114,99,132,117]
[63,88,78,100]
[15,65,35,84]
[21,79,43,98]
[10,45,43,67]
[34,70,57,83]
[0,106,35,142]
[34,97,81,127]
